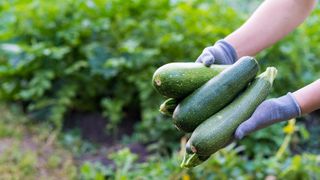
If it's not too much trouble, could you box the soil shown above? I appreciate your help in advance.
[291,109,320,154]
[63,110,149,166]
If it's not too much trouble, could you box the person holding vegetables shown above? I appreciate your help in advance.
[196,0,320,139]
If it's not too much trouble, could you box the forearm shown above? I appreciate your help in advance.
[293,79,320,114]
[225,0,316,58]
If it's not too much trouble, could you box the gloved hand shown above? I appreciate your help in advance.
[235,92,301,139]
[196,39,238,66]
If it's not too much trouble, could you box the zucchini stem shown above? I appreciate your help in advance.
[159,98,178,116]
[258,67,277,85]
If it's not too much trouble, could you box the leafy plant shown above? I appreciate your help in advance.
[81,145,320,180]
[0,0,243,147]
[80,162,112,180]
[1,0,320,158]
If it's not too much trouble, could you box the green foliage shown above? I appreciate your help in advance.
[0,103,29,139]
[239,122,285,157]
[0,0,243,148]
[108,148,139,179]
[0,143,37,179]
[60,128,97,156]
[1,0,320,168]
[80,161,112,180]
[0,1,320,179]
[80,146,320,180]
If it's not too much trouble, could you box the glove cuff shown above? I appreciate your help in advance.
[287,92,302,116]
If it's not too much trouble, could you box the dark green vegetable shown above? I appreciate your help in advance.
[152,62,229,99]
[188,67,277,156]
[173,56,259,133]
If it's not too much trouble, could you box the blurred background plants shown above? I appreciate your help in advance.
[0,0,319,179]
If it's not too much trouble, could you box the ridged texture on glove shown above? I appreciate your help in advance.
[235,92,301,139]
[196,39,238,66]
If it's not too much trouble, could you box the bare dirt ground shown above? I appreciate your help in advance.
[64,111,149,167]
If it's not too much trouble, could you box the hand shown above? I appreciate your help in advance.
[196,39,238,66]
[235,93,301,139]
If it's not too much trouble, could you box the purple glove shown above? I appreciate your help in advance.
[235,92,301,139]
[196,39,238,66]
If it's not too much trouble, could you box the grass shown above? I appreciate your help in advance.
[0,104,77,179]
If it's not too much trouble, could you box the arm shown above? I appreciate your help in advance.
[294,79,320,114]
[196,0,317,65]
[214,0,319,139]
[225,0,317,57]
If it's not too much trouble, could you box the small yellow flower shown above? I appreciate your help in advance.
[283,119,296,135]
[182,174,190,180]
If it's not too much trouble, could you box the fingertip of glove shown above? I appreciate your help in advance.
[287,92,302,116]
[204,58,214,66]
[234,127,245,140]
[195,57,203,63]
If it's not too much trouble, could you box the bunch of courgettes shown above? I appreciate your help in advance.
[152,56,277,168]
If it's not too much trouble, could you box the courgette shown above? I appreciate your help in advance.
[188,67,277,156]
[152,63,229,99]
[173,56,259,133]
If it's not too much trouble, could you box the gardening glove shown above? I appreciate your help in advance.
[235,92,301,140]
[196,39,238,66]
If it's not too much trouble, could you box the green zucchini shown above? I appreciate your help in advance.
[152,62,229,99]
[159,98,178,116]
[173,56,259,133]
[188,67,277,156]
